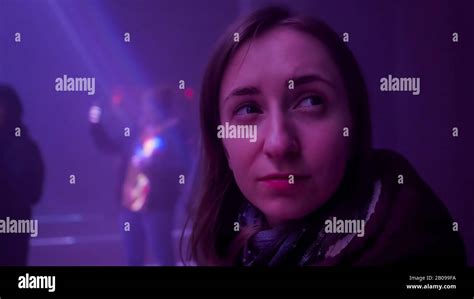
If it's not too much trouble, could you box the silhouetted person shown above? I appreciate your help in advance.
[0,85,45,266]
[89,87,186,266]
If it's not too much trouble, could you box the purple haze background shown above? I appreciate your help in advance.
[0,0,472,265]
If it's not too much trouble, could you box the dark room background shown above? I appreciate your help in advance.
[0,0,472,265]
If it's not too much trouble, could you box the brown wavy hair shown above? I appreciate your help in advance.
[184,6,373,265]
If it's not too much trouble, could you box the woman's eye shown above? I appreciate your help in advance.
[296,95,324,108]
[234,104,261,115]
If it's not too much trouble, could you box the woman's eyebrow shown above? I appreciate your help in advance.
[224,86,260,103]
[290,74,336,90]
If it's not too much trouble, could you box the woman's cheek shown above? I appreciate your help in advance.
[223,138,255,173]
[302,121,350,184]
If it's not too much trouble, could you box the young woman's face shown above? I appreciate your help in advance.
[219,27,352,226]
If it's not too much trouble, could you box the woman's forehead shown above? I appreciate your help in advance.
[220,27,341,98]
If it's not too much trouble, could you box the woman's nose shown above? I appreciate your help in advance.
[262,112,300,160]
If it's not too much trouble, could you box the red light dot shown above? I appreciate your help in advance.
[184,88,194,99]
[112,94,123,106]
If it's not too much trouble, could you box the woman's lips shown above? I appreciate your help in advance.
[257,174,311,192]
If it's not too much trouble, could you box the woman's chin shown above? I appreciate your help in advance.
[256,198,321,227]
